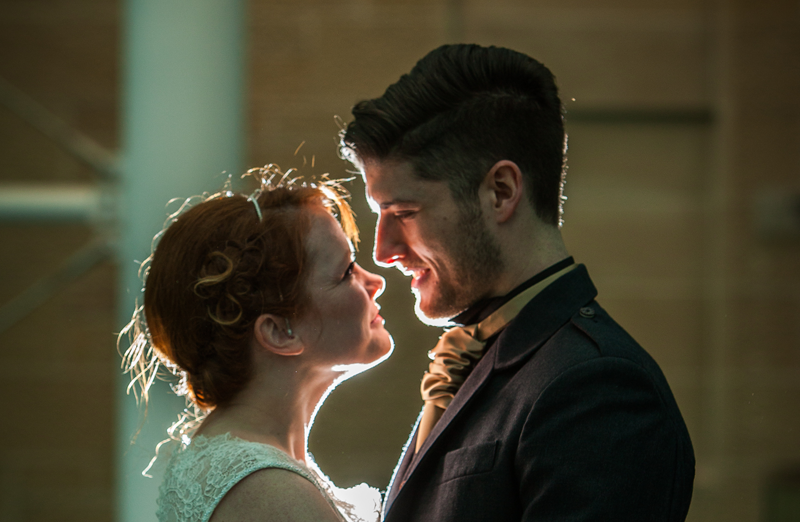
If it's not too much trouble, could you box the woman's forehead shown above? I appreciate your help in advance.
[305,208,352,265]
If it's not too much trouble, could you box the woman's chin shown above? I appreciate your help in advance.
[331,335,394,377]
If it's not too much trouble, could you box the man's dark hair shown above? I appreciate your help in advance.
[340,44,566,226]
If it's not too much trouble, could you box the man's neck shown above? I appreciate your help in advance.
[489,210,570,293]
[452,255,575,326]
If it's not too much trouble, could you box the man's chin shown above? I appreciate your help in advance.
[412,289,459,327]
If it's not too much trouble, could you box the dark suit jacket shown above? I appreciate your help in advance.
[383,265,695,522]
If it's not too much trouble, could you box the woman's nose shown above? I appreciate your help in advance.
[365,270,386,300]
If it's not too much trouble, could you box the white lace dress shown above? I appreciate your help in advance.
[156,433,380,522]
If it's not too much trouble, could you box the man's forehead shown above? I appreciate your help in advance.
[363,158,412,184]
[363,159,429,205]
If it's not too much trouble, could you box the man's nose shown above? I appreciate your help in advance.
[374,215,406,266]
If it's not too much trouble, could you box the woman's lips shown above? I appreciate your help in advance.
[371,305,384,326]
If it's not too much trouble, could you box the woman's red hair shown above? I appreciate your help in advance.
[121,167,358,415]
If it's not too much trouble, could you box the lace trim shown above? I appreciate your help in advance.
[156,433,379,522]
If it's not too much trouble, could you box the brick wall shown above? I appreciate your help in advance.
[0,1,797,520]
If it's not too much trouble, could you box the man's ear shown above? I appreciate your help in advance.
[483,160,524,223]
[253,314,303,356]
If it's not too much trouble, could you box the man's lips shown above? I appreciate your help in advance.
[394,263,430,288]
[408,268,430,288]
[397,264,427,277]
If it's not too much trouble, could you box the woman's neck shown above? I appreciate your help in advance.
[196,363,337,463]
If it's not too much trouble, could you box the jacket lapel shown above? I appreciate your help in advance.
[410,266,597,458]
[384,265,599,516]
[493,265,597,370]
[383,411,421,511]
[412,342,496,460]
[384,346,496,513]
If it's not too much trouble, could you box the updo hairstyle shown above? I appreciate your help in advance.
[121,167,358,414]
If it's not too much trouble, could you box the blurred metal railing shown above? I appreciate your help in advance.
[0,76,118,335]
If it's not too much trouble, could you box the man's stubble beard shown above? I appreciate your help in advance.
[418,201,504,322]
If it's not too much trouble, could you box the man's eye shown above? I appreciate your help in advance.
[395,210,416,220]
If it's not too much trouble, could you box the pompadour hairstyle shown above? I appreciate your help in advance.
[340,44,567,226]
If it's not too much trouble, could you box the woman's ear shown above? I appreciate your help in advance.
[253,314,303,356]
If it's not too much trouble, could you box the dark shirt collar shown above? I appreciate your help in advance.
[450,256,575,326]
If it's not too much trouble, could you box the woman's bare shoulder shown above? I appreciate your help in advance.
[208,467,341,522]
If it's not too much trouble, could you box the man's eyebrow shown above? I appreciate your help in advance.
[378,198,419,209]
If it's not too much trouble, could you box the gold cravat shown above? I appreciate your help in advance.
[415,264,577,453]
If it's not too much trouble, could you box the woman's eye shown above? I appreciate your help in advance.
[343,261,355,280]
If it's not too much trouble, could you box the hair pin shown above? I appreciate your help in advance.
[247,195,263,221]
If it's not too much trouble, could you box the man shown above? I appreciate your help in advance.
[340,44,694,521]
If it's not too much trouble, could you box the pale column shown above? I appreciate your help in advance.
[117,1,245,520]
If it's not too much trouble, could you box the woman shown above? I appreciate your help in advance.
[121,167,392,522]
